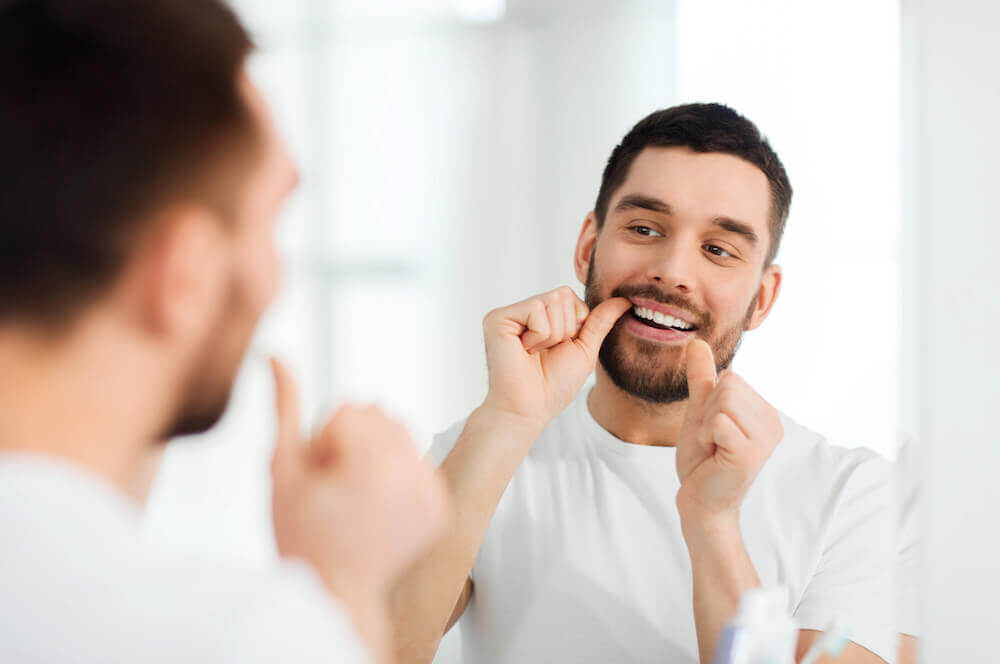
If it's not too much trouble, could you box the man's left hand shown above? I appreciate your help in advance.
[675,339,783,523]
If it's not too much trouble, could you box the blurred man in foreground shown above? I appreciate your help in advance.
[0,1,445,662]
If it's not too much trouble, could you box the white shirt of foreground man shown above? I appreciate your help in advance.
[0,1,445,662]
[0,455,365,664]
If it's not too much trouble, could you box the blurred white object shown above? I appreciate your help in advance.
[713,588,797,664]
[798,620,851,664]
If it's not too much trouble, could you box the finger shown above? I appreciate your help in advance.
[705,411,747,461]
[518,300,551,352]
[699,373,783,467]
[684,339,717,411]
[574,297,631,358]
[541,297,566,350]
[701,375,764,442]
[562,290,579,338]
[574,298,589,327]
[308,405,346,467]
[270,357,302,475]
[312,403,376,457]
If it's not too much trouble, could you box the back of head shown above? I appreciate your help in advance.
[0,0,256,329]
[594,103,793,265]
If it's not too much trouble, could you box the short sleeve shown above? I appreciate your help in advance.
[793,453,897,664]
[223,561,371,664]
[426,418,467,468]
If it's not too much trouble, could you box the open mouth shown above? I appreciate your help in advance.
[630,305,697,333]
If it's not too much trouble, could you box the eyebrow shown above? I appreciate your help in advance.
[614,193,759,246]
[614,193,672,216]
[712,217,759,246]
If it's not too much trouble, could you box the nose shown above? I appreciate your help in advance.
[647,238,696,294]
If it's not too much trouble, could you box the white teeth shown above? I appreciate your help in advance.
[632,304,695,330]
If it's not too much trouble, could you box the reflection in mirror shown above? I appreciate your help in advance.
[139,0,915,662]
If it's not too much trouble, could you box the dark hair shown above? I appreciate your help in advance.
[0,0,256,327]
[594,103,792,265]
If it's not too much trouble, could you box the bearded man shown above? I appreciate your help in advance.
[391,103,898,664]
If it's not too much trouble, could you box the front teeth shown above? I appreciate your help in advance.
[632,305,694,331]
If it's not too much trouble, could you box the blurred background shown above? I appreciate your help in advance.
[144,1,906,661]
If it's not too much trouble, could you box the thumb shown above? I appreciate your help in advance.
[575,297,631,359]
[684,339,717,414]
[270,357,302,476]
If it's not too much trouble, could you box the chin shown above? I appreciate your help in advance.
[164,383,236,440]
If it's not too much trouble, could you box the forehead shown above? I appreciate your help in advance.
[238,72,297,202]
[612,146,772,231]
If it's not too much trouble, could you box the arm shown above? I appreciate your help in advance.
[675,341,783,664]
[677,342,894,664]
[896,634,917,664]
[796,630,888,663]
[680,511,889,664]
[388,405,546,663]
[679,506,761,664]
[389,288,632,664]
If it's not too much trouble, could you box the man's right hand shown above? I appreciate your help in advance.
[268,358,448,626]
[480,287,631,427]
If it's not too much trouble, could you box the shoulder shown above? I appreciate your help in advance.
[772,413,891,481]
[759,413,893,514]
[136,556,370,663]
[220,561,370,663]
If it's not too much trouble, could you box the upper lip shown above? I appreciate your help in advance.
[628,298,699,328]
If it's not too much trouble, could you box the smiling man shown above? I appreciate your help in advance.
[390,104,896,664]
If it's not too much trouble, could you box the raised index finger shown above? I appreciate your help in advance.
[684,339,717,410]
[270,356,302,475]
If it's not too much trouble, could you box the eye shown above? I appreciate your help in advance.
[630,225,663,238]
[703,244,732,258]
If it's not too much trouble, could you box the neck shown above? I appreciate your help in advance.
[0,316,173,504]
[587,365,688,446]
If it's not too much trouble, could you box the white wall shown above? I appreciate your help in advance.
[905,0,1000,660]
[676,0,903,459]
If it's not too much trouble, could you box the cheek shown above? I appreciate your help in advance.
[595,242,642,285]
[707,280,759,324]
[238,236,281,313]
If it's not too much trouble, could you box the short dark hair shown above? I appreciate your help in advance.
[0,0,256,327]
[594,103,792,265]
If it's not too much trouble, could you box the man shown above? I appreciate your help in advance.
[391,104,897,663]
[0,1,445,662]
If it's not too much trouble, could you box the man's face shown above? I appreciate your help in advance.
[167,74,298,438]
[578,146,781,404]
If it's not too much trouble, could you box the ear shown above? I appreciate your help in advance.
[574,212,599,286]
[746,263,782,331]
[141,206,228,341]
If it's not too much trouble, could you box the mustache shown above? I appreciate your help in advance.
[608,284,712,331]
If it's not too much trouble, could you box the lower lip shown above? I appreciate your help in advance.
[624,313,694,344]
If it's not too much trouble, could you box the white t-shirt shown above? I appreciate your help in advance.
[0,453,369,664]
[430,389,897,664]
[895,440,920,637]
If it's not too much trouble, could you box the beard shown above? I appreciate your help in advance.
[159,278,257,440]
[584,253,755,404]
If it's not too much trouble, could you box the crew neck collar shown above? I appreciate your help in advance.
[574,387,678,457]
